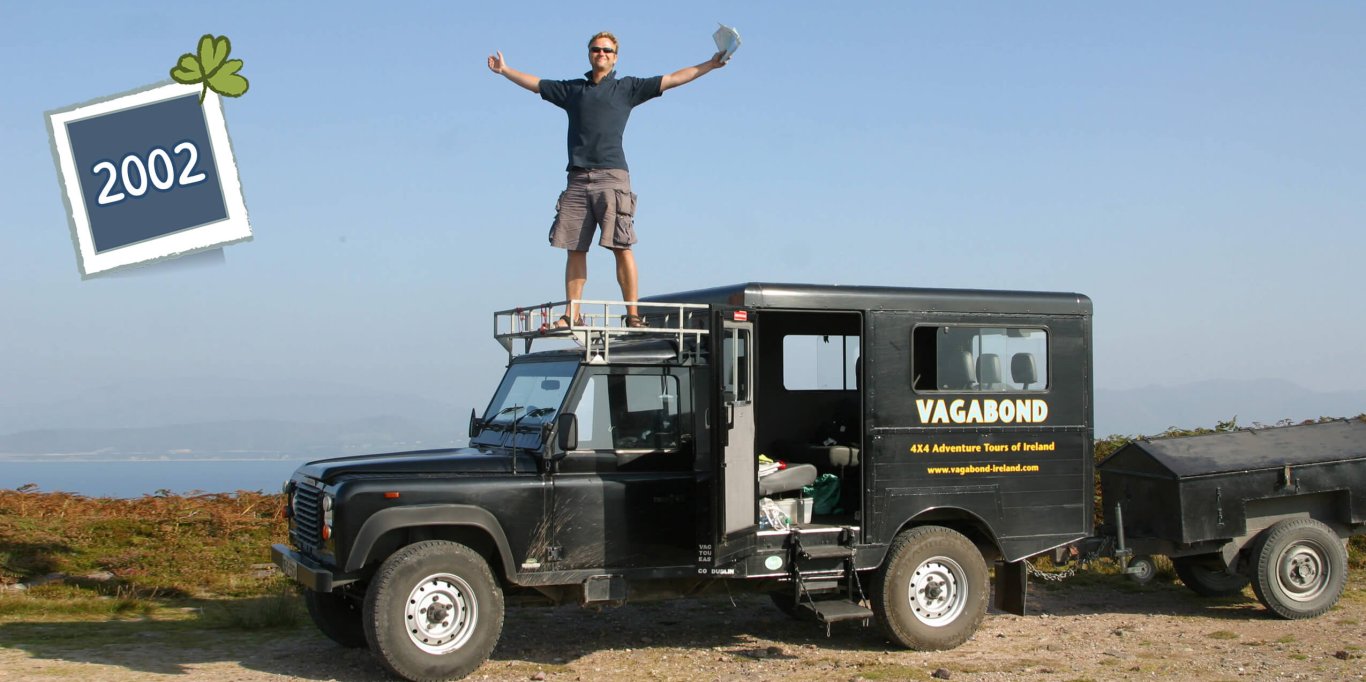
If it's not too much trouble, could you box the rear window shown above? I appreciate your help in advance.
[912,326,1047,392]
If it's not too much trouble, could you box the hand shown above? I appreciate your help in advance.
[708,50,728,69]
[487,51,506,74]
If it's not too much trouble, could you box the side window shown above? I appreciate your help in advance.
[722,328,751,402]
[568,373,681,451]
[783,335,859,390]
[912,326,1048,392]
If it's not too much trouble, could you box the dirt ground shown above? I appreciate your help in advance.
[1,572,1364,682]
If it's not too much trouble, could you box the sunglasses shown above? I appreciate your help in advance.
[589,46,616,54]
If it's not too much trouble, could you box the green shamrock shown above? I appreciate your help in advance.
[170,34,249,104]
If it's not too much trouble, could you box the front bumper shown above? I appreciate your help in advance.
[271,544,357,592]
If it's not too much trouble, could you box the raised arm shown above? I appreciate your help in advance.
[660,51,727,92]
[487,51,541,93]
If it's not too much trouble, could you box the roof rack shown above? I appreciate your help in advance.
[493,299,711,362]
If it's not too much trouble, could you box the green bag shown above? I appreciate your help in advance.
[803,473,842,515]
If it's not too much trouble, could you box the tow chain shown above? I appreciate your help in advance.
[1022,540,1109,582]
[1024,559,1085,582]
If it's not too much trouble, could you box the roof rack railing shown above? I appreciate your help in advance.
[493,299,711,361]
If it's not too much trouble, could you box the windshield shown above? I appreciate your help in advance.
[472,359,578,448]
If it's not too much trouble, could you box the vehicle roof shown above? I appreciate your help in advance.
[645,282,1092,316]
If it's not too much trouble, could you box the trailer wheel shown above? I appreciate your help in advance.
[871,526,988,650]
[1250,518,1347,620]
[1172,555,1250,597]
[305,588,368,648]
[364,540,505,681]
[1126,555,1157,585]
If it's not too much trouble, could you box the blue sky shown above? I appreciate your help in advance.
[2,2,1363,432]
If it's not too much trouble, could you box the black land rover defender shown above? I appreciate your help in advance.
[273,282,1096,681]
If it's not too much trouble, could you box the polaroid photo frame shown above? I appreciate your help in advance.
[46,81,252,278]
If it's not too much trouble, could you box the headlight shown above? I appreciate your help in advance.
[282,481,295,519]
[322,494,334,540]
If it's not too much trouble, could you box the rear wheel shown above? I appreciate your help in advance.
[305,588,368,648]
[364,540,505,681]
[1250,518,1346,619]
[769,591,803,620]
[1173,555,1250,597]
[870,526,988,650]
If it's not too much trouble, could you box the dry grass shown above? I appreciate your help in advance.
[0,489,287,600]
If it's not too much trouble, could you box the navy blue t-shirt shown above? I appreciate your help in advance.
[539,71,663,171]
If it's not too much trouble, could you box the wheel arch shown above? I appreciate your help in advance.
[881,507,1002,566]
[345,504,516,582]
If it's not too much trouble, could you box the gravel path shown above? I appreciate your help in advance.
[2,572,1364,681]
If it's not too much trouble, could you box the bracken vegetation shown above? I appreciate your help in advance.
[0,489,300,625]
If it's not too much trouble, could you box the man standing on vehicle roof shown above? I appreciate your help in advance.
[487,32,727,329]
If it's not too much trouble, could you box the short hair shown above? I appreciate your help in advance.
[588,32,619,51]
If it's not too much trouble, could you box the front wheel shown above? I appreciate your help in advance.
[870,526,988,650]
[1172,555,1250,597]
[1250,518,1347,619]
[364,540,505,681]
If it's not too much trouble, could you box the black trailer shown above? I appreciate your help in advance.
[1098,419,1366,618]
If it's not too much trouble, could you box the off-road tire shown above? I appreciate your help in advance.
[305,588,368,648]
[870,526,988,650]
[1172,555,1250,598]
[363,540,505,681]
[769,591,800,619]
[1249,518,1347,619]
[770,590,822,621]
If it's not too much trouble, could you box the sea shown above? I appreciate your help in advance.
[0,459,311,498]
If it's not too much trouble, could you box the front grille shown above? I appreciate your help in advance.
[290,480,324,552]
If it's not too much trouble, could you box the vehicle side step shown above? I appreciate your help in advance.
[799,544,855,561]
[798,599,873,624]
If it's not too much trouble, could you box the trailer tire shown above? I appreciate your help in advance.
[871,526,988,650]
[364,540,504,682]
[1126,555,1157,585]
[1172,555,1250,598]
[1250,518,1346,620]
[305,588,368,648]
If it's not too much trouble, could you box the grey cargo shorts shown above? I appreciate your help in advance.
[549,168,637,251]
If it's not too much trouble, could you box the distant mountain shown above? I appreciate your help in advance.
[0,376,469,459]
[0,416,462,459]
[1096,379,1366,437]
[0,376,464,433]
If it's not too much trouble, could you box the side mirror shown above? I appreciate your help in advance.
[556,413,578,453]
[468,408,484,438]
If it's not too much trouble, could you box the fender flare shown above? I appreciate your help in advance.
[344,504,517,578]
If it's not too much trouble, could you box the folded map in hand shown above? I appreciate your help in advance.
[713,23,741,62]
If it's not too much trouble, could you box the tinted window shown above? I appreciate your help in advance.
[570,372,681,451]
[912,327,1047,392]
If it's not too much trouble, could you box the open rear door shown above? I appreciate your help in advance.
[710,307,757,565]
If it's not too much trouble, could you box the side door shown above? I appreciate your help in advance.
[550,365,696,570]
[711,308,757,565]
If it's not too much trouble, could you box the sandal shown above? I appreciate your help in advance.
[540,314,585,333]
[624,314,648,329]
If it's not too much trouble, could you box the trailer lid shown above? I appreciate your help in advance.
[1100,419,1366,479]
